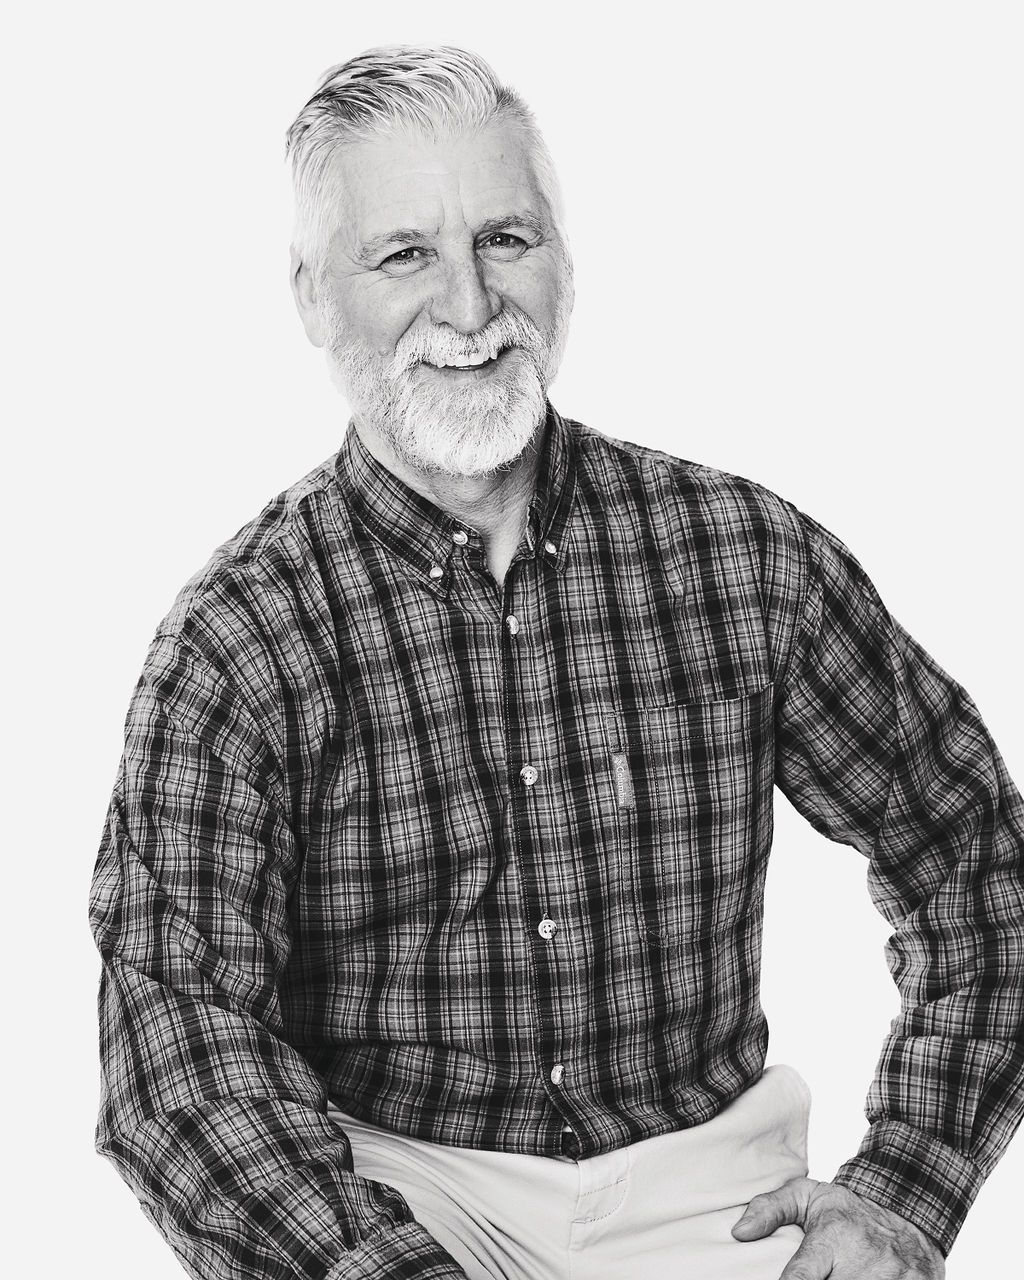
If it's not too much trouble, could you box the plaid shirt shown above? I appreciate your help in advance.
[89,404,1024,1277]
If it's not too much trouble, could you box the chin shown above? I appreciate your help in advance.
[396,423,535,479]
[401,394,545,478]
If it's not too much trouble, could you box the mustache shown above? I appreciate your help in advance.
[391,306,545,375]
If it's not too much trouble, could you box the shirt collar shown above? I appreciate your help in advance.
[334,401,578,593]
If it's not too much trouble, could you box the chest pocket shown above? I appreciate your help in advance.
[604,684,776,947]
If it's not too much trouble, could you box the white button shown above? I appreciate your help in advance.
[428,563,444,580]
[543,539,557,555]
[505,614,520,636]
[452,529,468,546]
[538,916,558,940]
[550,1064,565,1086]
[519,764,538,786]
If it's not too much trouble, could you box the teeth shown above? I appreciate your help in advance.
[427,349,496,370]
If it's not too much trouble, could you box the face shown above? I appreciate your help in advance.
[294,119,573,478]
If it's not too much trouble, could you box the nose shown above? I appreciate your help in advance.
[429,256,500,335]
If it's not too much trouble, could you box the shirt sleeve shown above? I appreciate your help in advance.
[88,631,467,1280]
[773,510,1024,1257]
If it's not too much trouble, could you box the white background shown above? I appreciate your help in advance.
[4,2,1022,1276]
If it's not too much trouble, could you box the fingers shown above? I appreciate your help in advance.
[732,1177,816,1241]
[778,1235,835,1280]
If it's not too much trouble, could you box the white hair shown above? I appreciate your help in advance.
[285,45,566,272]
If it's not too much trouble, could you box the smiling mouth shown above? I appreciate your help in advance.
[421,348,508,373]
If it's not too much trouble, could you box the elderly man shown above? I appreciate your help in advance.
[89,46,1024,1280]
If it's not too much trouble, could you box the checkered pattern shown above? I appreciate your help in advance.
[89,403,1024,1274]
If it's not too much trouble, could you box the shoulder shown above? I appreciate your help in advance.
[153,449,344,657]
[566,415,814,558]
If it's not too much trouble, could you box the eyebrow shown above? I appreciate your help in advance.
[358,212,547,263]
[477,213,546,239]
[358,228,428,262]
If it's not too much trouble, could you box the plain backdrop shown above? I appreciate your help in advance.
[4,2,1022,1276]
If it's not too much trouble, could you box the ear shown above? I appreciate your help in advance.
[290,247,325,348]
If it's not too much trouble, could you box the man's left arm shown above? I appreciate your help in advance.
[740,510,1024,1269]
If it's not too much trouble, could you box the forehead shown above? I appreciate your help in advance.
[325,120,549,247]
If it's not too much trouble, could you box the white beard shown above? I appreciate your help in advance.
[320,263,573,479]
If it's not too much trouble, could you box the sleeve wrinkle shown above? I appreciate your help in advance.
[776,511,824,699]
[98,1090,330,1156]
[154,625,289,791]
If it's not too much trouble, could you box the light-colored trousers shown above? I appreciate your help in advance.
[327,1063,810,1279]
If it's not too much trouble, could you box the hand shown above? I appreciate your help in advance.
[731,1176,945,1278]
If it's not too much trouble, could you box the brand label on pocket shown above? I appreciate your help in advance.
[610,751,635,810]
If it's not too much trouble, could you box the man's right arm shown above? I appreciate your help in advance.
[89,631,466,1280]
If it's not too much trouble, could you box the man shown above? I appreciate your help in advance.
[88,45,1024,1280]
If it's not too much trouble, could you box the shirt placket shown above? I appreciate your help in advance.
[494,519,583,1159]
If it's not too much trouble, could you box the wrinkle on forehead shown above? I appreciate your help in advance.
[324,121,552,262]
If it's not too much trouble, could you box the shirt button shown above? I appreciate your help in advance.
[505,614,520,636]
[543,539,557,555]
[519,764,538,786]
[538,916,558,940]
[550,1063,565,1086]
[452,529,468,546]
[428,563,444,580]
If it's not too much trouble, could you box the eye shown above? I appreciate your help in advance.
[479,232,528,259]
[379,246,428,273]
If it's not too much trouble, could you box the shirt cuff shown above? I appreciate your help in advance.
[831,1119,987,1256]
[323,1220,468,1280]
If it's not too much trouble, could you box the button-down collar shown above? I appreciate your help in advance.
[334,401,578,587]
